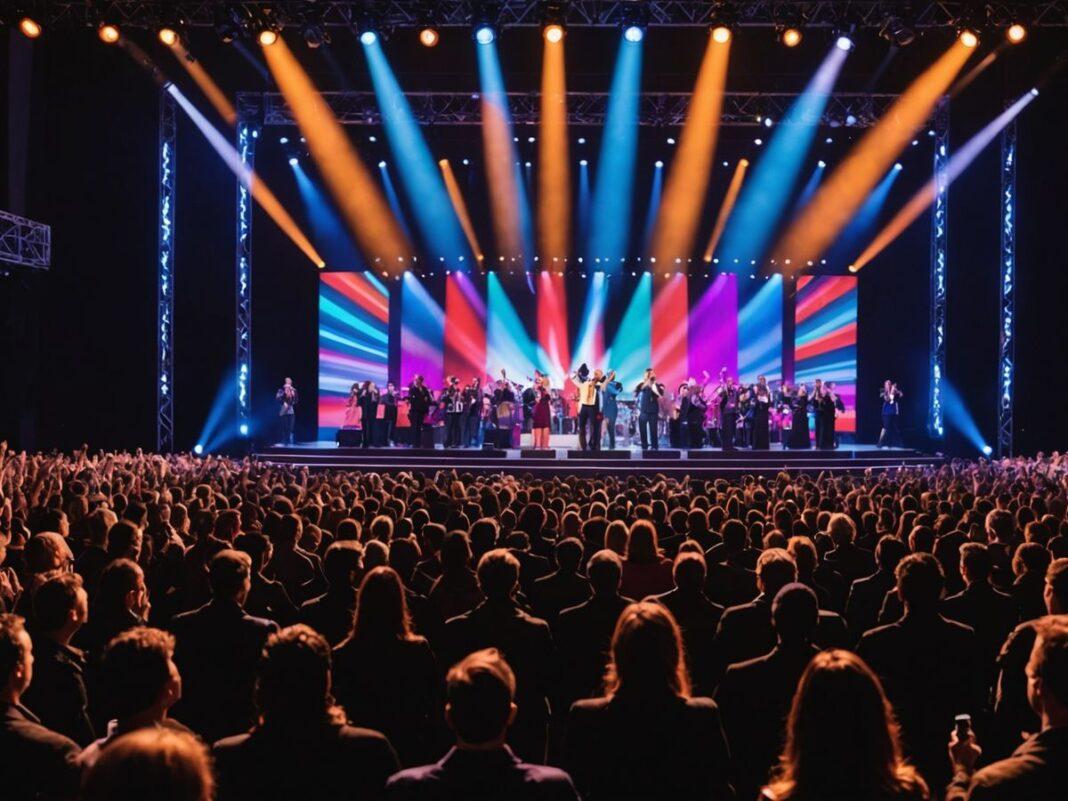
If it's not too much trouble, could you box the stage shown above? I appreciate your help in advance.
[254,442,940,477]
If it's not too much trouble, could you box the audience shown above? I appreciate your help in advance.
[1,447,1067,799]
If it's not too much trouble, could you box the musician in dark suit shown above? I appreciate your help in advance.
[441,377,464,449]
[601,373,622,450]
[382,381,399,445]
[275,377,298,444]
[169,550,279,742]
[715,372,740,451]
[635,368,663,451]
[357,381,380,449]
[687,380,708,448]
[462,378,484,448]
[407,375,433,448]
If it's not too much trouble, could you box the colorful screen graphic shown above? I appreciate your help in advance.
[317,273,390,440]
[794,275,858,433]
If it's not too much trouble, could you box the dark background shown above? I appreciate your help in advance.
[1,22,1064,455]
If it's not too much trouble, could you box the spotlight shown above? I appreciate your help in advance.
[544,24,565,44]
[360,30,378,46]
[623,25,644,43]
[462,158,470,165]
[835,35,854,51]
[258,28,278,46]
[845,114,857,126]
[817,160,826,168]
[475,25,496,45]
[655,160,664,168]
[98,23,121,44]
[894,162,903,171]
[982,445,993,456]
[420,27,439,47]
[193,444,204,455]
[754,138,763,146]
[302,22,330,49]
[1006,23,1027,44]
[279,136,289,144]
[158,27,179,46]
[19,17,42,39]
[711,26,732,44]
[958,29,979,48]
[288,157,298,166]
[779,27,802,47]
[577,137,586,144]
[764,117,773,128]
[239,423,249,436]
[579,159,588,166]
[378,160,387,168]
[879,15,916,47]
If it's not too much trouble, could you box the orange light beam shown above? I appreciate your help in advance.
[703,159,749,262]
[851,88,1039,272]
[773,41,974,265]
[261,38,410,265]
[650,32,731,263]
[165,83,324,267]
[167,42,238,126]
[538,30,570,260]
[439,159,485,263]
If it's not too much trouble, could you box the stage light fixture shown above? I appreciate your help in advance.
[623,25,644,43]
[1006,23,1027,44]
[360,29,378,45]
[193,444,204,455]
[288,156,298,166]
[302,22,330,49]
[579,159,588,166]
[779,27,802,47]
[98,23,121,44]
[711,26,732,44]
[879,15,916,47]
[958,29,979,48]
[239,423,249,436]
[159,27,180,46]
[818,160,826,167]
[544,24,565,44]
[258,28,279,46]
[982,444,993,456]
[894,162,903,171]
[655,160,664,168]
[18,17,42,39]
[420,27,440,47]
[835,35,854,51]
[378,160,387,168]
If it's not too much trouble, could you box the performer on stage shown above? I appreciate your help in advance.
[462,377,483,447]
[576,365,606,452]
[811,378,825,448]
[442,376,464,448]
[602,372,622,450]
[788,384,811,449]
[276,378,298,445]
[751,375,772,450]
[531,379,552,449]
[343,383,361,430]
[687,379,708,448]
[382,382,398,446]
[714,370,740,451]
[635,368,663,451]
[357,381,380,449]
[826,381,846,449]
[677,384,692,449]
[878,379,903,448]
[406,375,433,448]
[816,382,840,450]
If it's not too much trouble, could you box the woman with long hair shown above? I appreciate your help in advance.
[332,567,441,766]
[619,520,674,599]
[763,649,928,801]
[563,602,733,800]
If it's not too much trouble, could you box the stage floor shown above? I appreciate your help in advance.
[254,442,940,477]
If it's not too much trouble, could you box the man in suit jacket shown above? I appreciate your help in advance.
[651,552,723,696]
[553,550,632,709]
[634,369,663,451]
[529,539,591,625]
[0,614,83,801]
[947,617,1068,801]
[941,544,1019,691]
[386,648,579,800]
[858,553,982,792]
[169,550,278,742]
[844,535,907,641]
[21,572,95,746]
[441,549,556,764]
[716,583,821,801]
[407,375,434,448]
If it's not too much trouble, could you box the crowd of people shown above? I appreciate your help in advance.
[1,442,1067,800]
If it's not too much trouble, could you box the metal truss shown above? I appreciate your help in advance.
[250,90,898,128]
[158,90,176,453]
[236,106,259,440]
[0,210,51,270]
[928,97,949,440]
[997,118,1016,457]
[33,2,1068,30]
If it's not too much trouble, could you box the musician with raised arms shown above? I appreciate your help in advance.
[635,368,664,451]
